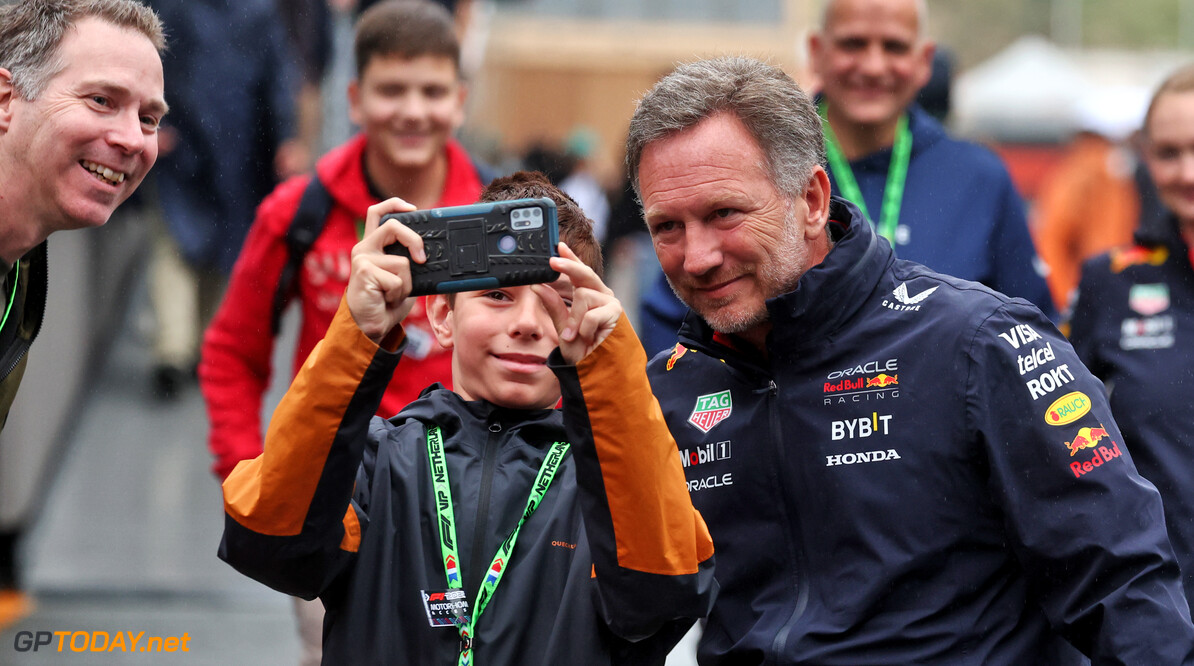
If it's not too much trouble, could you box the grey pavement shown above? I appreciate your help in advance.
[0,276,300,665]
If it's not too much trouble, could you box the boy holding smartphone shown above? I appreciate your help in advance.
[218,173,715,663]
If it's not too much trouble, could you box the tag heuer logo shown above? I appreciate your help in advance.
[689,391,732,433]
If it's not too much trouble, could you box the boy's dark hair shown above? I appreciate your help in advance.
[480,171,604,278]
[353,0,460,78]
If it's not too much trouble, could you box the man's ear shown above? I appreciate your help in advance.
[0,69,15,132]
[426,294,455,349]
[807,31,824,71]
[912,40,937,92]
[802,166,833,241]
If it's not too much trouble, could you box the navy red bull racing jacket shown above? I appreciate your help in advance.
[219,302,715,664]
[647,198,1194,664]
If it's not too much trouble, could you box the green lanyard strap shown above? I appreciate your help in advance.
[1,262,19,333]
[426,424,570,666]
[819,102,912,248]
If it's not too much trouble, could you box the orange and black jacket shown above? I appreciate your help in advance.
[219,300,715,664]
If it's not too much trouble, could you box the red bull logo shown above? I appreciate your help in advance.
[666,343,688,371]
[866,373,898,388]
[1045,391,1091,426]
[1070,441,1123,478]
[1111,245,1168,273]
[1065,425,1109,456]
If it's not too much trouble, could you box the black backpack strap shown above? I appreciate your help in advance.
[271,174,332,335]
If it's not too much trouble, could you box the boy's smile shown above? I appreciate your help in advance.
[428,277,574,410]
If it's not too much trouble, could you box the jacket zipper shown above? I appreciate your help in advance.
[466,419,502,596]
[765,378,811,660]
[1,244,46,383]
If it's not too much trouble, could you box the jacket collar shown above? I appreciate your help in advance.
[1136,212,1188,251]
[391,384,563,448]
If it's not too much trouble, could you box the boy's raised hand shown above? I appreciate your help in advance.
[532,243,622,365]
[347,198,426,344]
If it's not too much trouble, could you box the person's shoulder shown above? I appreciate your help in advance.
[889,259,1036,327]
[929,134,1010,176]
[237,0,281,22]
[908,108,1011,177]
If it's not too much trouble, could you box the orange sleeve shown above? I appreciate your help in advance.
[574,313,714,574]
[223,298,404,541]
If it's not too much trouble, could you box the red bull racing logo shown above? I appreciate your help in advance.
[688,391,732,433]
[823,359,901,405]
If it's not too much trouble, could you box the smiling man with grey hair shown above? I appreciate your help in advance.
[809,0,1056,318]
[631,54,1194,665]
[0,0,165,603]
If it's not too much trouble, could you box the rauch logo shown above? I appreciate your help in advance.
[1045,391,1091,426]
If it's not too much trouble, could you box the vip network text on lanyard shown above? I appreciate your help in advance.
[422,424,570,666]
[819,101,912,248]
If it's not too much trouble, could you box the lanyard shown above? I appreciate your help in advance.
[0,262,19,333]
[426,424,570,666]
[819,102,912,247]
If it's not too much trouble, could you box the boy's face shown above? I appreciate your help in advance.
[428,277,574,410]
[349,53,465,173]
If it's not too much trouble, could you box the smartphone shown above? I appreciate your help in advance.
[382,197,559,296]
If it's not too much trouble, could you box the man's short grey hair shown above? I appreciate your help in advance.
[625,56,826,200]
[0,0,164,101]
[818,0,929,37]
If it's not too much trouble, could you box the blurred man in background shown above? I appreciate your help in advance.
[808,0,1055,317]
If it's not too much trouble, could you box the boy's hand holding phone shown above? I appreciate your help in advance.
[533,243,622,365]
[348,198,426,344]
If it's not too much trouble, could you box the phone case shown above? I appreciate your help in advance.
[383,197,560,296]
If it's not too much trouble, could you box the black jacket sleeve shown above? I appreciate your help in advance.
[967,301,1194,663]
[550,313,716,642]
[218,299,402,600]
